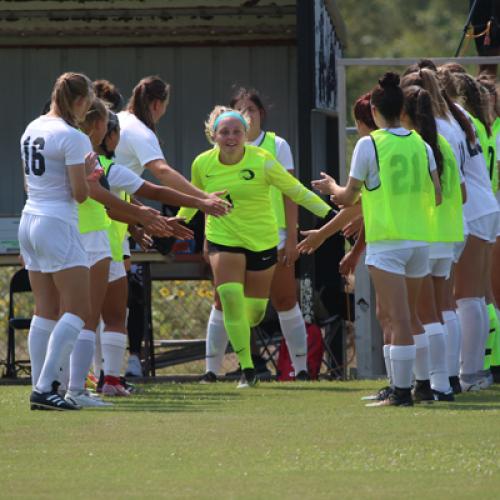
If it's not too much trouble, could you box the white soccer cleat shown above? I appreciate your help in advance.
[65,390,113,408]
[125,354,143,377]
[459,379,480,392]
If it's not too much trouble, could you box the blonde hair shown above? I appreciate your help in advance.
[204,105,249,144]
[401,69,448,118]
[51,72,94,127]
[79,97,108,136]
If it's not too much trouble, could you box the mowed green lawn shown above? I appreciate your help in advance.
[1,381,500,499]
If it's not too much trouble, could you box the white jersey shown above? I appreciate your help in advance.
[455,110,499,222]
[115,111,165,176]
[107,163,144,197]
[249,131,295,171]
[20,115,92,224]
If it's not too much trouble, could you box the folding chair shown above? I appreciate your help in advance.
[5,268,32,378]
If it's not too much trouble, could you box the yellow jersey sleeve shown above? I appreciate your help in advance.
[263,159,330,218]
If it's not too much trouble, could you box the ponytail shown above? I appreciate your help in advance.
[370,72,404,121]
[79,97,108,137]
[50,72,93,127]
[455,73,492,136]
[403,85,444,179]
[127,76,170,133]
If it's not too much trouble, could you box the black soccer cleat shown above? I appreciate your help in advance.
[361,385,393,401]
[237,368,258,389]
[30,381,81,411]
[295,370,311,382]
[449,376,462,395]
[412,379,434,403]
[366,387,413,407]
[432,389,455,402]
[199,371,217,384]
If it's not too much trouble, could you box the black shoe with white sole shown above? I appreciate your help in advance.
[295,370,311,381]
[199,371,217,384]
[30,381,81,411]
[412,379,434,403]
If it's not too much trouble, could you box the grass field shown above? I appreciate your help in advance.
[1,380,500,499]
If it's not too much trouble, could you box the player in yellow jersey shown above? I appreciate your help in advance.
[299,73,442,407]
[178,106,331,388]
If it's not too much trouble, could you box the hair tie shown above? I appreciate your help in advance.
[213,111,248,132]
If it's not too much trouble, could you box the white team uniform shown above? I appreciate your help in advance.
[431,116,467,278]
[114,111,165,257]
[459,109,499,244]
[19,116,91,273]
[250,131,295,250]
[105,161,145,283]
[350,127,438,278]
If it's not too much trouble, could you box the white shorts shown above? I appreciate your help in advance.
[365,246,430,278]
[467,212,499,243]
[277,228,287,251]
[81,230,112,267]
[19,213,88,273]
[453,240,466,263]
[108,260,127,283]
[429,257,452,279]
[429,242,453,259]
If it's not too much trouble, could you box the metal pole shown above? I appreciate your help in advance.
[336,63,347,185]
[455,0,480,57]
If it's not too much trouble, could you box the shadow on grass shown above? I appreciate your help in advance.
[259,384,361,393]
[94,388,242,413]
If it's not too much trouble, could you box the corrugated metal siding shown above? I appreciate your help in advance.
[1,45,297,215]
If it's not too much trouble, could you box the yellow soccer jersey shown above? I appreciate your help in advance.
[178,145,330,251]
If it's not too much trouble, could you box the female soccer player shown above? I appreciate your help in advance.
[301,73,442,407]
[201,87,316,382]
[178,106,331,388]
[452,72,500,390]
[21,72,94,410]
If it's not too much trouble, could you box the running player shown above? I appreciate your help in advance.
[178,106,331,388]
[201,87,319,382]
[21,72,94,410]
[300,73,442,407]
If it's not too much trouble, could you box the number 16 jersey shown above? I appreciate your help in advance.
[20,115,92,225]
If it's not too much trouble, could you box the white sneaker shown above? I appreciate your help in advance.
[125,354,143,377]
[65,390,113,408]
[459,378,481,392]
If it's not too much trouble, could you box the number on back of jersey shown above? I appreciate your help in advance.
[22,136,46,176]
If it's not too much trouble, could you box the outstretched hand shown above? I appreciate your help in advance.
[201,191,232,217]
[311,172,338,196]
[296,229,326,255]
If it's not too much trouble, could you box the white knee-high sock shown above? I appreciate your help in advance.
[442,310,461,377]
[478,298,489,373]
[28,316,57,390]
[278,304,308,374]
[413,332,430,381]
[101,331,127,377]
[35,313,84,393]
[68,329,95,393]
[383,344,392,386]
[457,297,483,377]
[425,323,451,393]
[93,320,103,375]
[205,307,228,374]
[390,344,416,389]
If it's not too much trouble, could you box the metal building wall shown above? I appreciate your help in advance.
[0,45,297,215]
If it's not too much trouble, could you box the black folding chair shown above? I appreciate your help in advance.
[4,268,32,378]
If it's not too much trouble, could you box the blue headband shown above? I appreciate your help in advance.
[213,111,248,132]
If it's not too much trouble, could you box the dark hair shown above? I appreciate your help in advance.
[370,72,404,121]
[229,87,267,123]
[94,79,124,112]
[402,58,438,77]
[353,92,377,130]
[455,72,492,136]
[127,76,170,133]
[440,62,467,75]
[99,110,120,159]
[403,85,444,179]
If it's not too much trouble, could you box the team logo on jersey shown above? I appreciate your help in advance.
[239,169,255,180]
